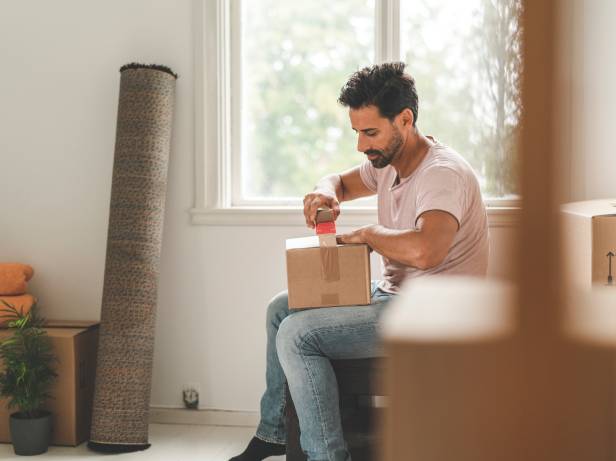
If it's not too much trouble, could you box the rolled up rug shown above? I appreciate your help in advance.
[88,63,177,453]
[0,263,34,296]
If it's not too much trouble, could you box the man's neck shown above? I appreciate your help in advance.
[392,131,433,180]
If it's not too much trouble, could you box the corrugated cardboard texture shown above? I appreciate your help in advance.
[286,239,371,309]
[0,323,99,446]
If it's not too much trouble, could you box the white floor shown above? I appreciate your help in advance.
[0,424,286,461]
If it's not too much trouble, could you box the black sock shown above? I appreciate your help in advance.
[229,436,286,461]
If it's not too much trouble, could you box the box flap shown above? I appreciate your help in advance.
[45,328,86,338]
[561,199,616,218]
[0,327,96,337]
[286,236,365,251]
[44,320,100,329]
[0,320,99,330]
[286,235,322,250]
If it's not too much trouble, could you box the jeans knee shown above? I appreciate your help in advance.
[266,290,290,329]
[276,315,318,365]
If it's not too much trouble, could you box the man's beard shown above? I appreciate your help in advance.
[364,128,404,169]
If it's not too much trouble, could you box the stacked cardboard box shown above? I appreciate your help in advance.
[0,321,99,446]
[560,199,616,290]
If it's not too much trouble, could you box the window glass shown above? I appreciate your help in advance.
[400,0,522,198]
[240,0,375,202]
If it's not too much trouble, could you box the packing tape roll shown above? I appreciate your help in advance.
[316,207,335,223]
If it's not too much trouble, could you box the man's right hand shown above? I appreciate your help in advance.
[303,191,340,229]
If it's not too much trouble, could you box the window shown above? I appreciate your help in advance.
[238,0,375,205]
[399,0,522,199]
[193,0,522,223]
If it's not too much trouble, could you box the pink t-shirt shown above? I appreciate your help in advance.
[359,138,489,293]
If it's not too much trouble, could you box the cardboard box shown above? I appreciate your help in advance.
[286,235,371,308]
[561,199,616,290]
[0,321,99,446]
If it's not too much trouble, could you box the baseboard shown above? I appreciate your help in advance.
[149,407,260,427]
[148,398,386,427]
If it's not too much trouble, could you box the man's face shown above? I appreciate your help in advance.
[349,105,405,169]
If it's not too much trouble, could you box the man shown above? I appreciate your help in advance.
[230,62,489,461]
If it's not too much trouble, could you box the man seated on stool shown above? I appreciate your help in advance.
[230,62,489,461]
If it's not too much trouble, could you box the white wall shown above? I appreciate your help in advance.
[569,0,616,202]
[0,0,517,413]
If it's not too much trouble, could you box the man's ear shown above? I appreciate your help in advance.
[398,108,414,128]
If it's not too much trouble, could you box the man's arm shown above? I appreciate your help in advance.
[303,166,375,228]
[337,210,459,270]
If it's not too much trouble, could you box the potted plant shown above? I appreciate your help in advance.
[0,300,57,456]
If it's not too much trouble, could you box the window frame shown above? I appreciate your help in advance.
[190,0,522,226]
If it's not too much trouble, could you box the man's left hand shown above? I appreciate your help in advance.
[337,225,375,245]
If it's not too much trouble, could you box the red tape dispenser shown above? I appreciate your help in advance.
[315,207,337,236]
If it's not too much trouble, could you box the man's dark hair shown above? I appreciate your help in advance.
[337,62,419,125]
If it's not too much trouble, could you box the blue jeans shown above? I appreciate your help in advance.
[255,282,394,461]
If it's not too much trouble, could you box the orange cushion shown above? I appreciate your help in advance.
[0,294,36,326]
[0,263,34,296]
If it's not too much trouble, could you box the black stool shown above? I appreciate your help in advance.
[285,358,384,461]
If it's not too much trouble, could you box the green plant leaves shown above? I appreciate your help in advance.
[0,302,57,418]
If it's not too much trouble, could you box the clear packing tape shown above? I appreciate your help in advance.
[319,234,340,282]
[316,208,341,305]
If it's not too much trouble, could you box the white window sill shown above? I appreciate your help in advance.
[189,206,521,228]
